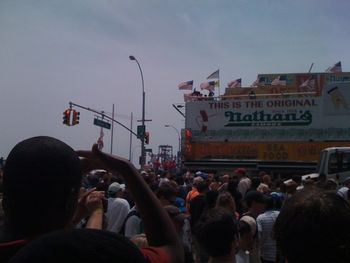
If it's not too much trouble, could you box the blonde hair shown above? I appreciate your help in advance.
[215,191,236,214]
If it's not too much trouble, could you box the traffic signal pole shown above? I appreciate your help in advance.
[67,101,139,138]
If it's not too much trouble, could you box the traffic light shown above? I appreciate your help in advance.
[72,110,80,126]
[145,132,149,144]
[63,109,71,126]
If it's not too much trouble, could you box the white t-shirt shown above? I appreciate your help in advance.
[105,197,130,233]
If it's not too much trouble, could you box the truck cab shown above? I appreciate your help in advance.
[303,147,350,183]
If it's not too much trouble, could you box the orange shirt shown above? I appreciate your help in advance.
[185,188,200,211]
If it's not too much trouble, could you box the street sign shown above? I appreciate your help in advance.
[145,148,152,153]
[93,118,111,129]
[137,125,145,138]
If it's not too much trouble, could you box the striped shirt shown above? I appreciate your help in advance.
[257,210,279,262]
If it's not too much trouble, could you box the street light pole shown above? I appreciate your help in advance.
[129,55,146,168]
[165,124,181,168]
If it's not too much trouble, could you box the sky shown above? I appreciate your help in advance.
[1,0,350,167]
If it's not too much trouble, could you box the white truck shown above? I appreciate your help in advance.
[302,147,350,183]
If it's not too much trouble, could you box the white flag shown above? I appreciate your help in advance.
[207,69,219,79]
[97,128,104,150]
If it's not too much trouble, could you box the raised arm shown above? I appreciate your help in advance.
[77,144,184,263]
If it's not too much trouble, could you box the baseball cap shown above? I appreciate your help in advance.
[108,182,125,194]
[234,168,246,176]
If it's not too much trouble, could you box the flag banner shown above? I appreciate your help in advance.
[178,80,194,90]
[271,75,287,86]
[200,81,216,91]
[251,76,266,87]
[325,61,342,73]
[299,75,316,91]
[227,78,242,88]
[97,128,104,150]
[207,69,219,79]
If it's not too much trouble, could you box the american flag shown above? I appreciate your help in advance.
[227,78,242,88]
[299,75,316,91]
[271,75,287,86]
[325,61,342,73]
[200,81,217,91]
[178,80,194,90]
[251,76,266,87]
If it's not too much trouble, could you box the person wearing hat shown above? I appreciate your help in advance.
[235,168,251,197]
[185,176,204,211]
[105,182,130,233]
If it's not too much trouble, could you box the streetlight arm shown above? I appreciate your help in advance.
[165,125,180,139]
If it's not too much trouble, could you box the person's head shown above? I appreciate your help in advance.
[9,229,146,263]
[274,187,350,263]
[250,176,261,190]
[244,190,266,217]
[262,174,271,185]
[196,180,209,194]
[155,182,177,206]
[195,207,238,259]
[193,176,204,188]
[107,182,125,198]
[215,191,236,214]
[234,168,246,179]
[257,183,269,193]
[222,174,230,183]
[3,136,82,239]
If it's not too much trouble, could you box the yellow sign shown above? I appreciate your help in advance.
[188,141,350,162]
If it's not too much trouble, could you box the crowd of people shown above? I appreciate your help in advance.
[0,136,350,262]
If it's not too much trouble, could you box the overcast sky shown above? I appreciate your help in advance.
[1,0,349,167]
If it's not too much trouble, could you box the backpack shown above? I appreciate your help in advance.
[119,210,143,236]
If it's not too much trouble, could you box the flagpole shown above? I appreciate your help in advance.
[308,63,314,73]
[129,112,133,161]
[218,67,221,97]
[110,103,114,154]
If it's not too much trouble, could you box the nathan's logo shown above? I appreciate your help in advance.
[224,110,312,127]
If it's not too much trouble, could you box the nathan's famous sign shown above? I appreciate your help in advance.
[185,88,350,142]
[224,110,312,127]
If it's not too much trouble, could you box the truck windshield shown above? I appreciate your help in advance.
[328,151,350,174]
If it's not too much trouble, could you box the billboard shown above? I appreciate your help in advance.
[186,86,350,142]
